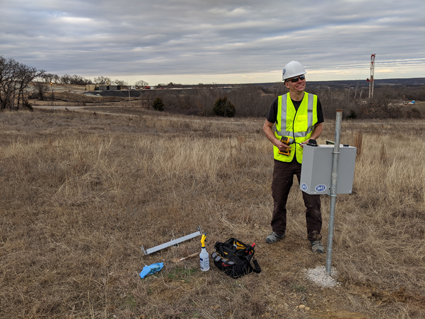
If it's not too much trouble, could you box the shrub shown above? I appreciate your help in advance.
[347,110,357,119]
[23,101,33,111]
[213,97,235,117]
[152,97,164,111]
[406,107,422,119]
[34,82,49,100]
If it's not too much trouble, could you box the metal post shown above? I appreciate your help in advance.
[141,226,202,255]
[326,109,342,275]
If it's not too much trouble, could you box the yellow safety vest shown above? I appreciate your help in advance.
[274,92,318,163]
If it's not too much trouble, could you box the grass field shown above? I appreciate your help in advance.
[0,108,424,319]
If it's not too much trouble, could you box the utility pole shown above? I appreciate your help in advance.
[367,54,376,99]
[50,82,54,101]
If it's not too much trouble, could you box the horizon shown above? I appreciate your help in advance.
[87,67,425,86]
[39,74,425,86]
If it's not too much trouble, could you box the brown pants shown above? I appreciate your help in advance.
[271,159,322,242]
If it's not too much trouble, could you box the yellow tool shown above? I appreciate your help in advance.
[279,136,291,156]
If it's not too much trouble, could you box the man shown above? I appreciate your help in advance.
[263,61,325,253]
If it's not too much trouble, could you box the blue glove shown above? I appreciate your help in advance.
[139,262,164,279]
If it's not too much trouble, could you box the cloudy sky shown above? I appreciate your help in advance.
[1,0,424,85]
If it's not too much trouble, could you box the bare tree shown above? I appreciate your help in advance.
[33,82,49,100]
[227,86,272,117]
[58,74,92,85]
[53,74,60,83]
[94,76,110,85]
[42,73,56,83]
[135,80,149,86]
[113,79,127,86]
[60,74,71,84]
[71,74,83,85]
[0,56,44,110]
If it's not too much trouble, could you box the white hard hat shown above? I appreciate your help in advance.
[282,61,306,80]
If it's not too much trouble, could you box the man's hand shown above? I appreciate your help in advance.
[299,140,310,148]
[299,123,323,147]
[277,140,290,153]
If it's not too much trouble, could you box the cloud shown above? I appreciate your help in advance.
[0,0,424,83]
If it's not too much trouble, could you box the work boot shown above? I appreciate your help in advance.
[311,240,325,253]
[266,232,285,244]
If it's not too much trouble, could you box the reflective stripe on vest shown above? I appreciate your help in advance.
[276,93,315,137]
[273,93,318,163]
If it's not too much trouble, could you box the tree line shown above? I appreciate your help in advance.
[142,83,424,119]
[38,74,149,86]
[0,56,152,110]
[1,57,150,87]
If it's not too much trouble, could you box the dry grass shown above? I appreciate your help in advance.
[0,109,424,319]
[354,131,363,158]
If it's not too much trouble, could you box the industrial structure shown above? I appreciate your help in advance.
[367,54,376,99]
[85,84,152,91]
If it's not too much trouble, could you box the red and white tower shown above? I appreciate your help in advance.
[367,54,376,99]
